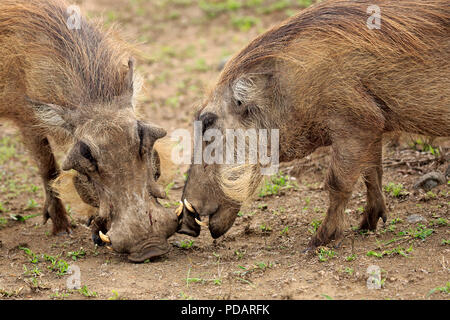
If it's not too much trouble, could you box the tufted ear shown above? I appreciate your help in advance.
[232,73,273,103]
[124,57,135,94]
[26,97,76,135]
[137,121,167,199]
[137,121,167,154]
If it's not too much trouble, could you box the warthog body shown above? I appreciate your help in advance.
[178,0,450,247]
[0,0,177,262]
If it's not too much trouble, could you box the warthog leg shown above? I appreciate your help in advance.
[21,127,71,234]
[360,138,387,230]
[309,129,384,248]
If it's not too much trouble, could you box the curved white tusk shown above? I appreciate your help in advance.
[99,231,111,244]
[175,202,184,217]
[195,218,208,228]
[183,199,195,213]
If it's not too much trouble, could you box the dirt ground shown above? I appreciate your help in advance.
[0,0,449,300]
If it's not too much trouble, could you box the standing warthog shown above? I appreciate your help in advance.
[177,0,450,248]
[0,0,178,262]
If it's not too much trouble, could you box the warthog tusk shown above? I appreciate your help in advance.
[195,218,208,227]
[99,231,111,244]
[183,199,195,213]
[175,202,184,217]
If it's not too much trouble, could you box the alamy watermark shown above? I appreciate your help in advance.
[66,5,81,30]
[366,265,382,289]
[66,264,81,290]
[170,121,279,175]
[367,5,381,30]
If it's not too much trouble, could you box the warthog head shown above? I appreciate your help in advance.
[30,60,178,262]
[178,63,285,238]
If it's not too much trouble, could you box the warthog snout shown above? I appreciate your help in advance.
[177,164,240,239]
[101,196,178,263]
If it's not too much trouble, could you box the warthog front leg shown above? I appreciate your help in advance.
[21,128,71,234]
[309,132,384,248]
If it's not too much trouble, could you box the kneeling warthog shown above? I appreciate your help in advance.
[178,0,450,248]
[0,0,177,262]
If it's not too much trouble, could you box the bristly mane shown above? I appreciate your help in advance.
[0,0,132,108]
[220,0,450,84]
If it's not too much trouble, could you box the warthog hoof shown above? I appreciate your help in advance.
[42,196,72,235]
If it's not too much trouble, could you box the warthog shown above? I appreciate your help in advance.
[0,0,177,262]
[177,0,450,248]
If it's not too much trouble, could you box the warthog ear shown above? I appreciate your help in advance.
[124,57,135,94]
[26,97,76,135]
[137,121,167,153]
[118,57,144,110]
[232,73,273,103]
[137,121,167,199]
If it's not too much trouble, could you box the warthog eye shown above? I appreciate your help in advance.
[199,112,218,134]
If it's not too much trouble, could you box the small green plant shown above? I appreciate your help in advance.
[280,226,289,236]
[190,58,209,72]
[441,239,450,245]
[23,264,42,277]
[317,247,336,262]
[231,15,260,31]
[424,191,437,200]
[19,246,39,264]
[366,250,383,258]
[429,218,448,227]
[24,198,38,211]
[180,239,194,249]
[255,261,272,271]
[78,285,97,297]
[367,245,413,258]
[235,250,245,260]
[67,248,86,261]
[384,182,407,198]
[390,218,403,225]
[410,138,441,157]
[108,290,121,300]
[164,182,175,197]
[308,219,322,234]
[259,172,296,197]
[50,290,70,300]
[165,96,180,109]
[346,254,357,262]
[412,224,434,240]
[0,136,17,165]
[44,254,69,275]
[9,213,40,222]
[427,282,450,297]
[199,0,242,18]
[344,267,354,275]
[0,202,8,213]
[260,223,272,233]
[298,0,313,7]
[186,277,205,284]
